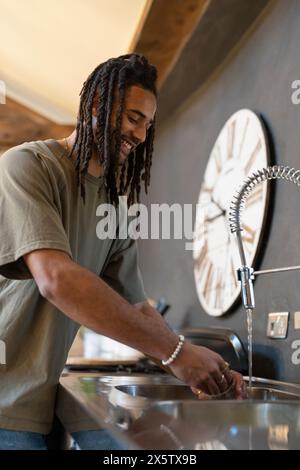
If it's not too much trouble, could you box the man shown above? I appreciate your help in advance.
[0,54,245,450]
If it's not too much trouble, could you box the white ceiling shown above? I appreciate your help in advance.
[0,0,149,124]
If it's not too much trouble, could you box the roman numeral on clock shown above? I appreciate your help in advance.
[227,121,236,160]
[244,139,262,175]
[245,184,263,207]
[242,223,256,246]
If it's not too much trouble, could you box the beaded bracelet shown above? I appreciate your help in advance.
[161,335,185,366]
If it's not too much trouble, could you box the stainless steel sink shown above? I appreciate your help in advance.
[60,373,300,449]
[115,384,197,401]
[142,400,300,449]
[248,386,300,401]
[115,379,300,402]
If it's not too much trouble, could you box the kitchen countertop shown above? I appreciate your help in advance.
[56,371,300,450]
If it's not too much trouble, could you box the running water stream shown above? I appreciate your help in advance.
[246,308,253,391]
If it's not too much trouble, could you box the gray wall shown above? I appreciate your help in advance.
[139,0,300,382]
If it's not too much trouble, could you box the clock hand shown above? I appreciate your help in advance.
[211,195,226,214]
[205,210,226,223]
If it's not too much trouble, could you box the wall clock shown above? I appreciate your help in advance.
[193,109,270,316]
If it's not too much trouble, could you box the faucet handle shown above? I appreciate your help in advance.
[237,266,255,310]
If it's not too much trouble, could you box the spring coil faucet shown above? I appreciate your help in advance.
[228,165,300,310]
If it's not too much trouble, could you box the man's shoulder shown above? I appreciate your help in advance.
[1,140,46,164]
[0,141,40,173]
[0,140,66,181]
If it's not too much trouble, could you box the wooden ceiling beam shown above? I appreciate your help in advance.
[0,97,73,148]
[130,0,211,87]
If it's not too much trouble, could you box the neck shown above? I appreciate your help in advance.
[59,130,104,178]
[58,132,124,189]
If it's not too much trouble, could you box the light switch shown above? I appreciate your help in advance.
[267,312,289,339]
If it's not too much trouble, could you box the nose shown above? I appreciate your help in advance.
[132,123,147,144]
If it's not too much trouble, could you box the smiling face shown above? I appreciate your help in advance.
[92,85,157,165]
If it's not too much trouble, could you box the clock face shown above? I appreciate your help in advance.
[193,109,270,317]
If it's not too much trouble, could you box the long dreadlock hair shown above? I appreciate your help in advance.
[69,53,157,206]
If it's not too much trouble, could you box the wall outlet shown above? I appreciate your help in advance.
[267,312,289,339]
[294,312,300,329]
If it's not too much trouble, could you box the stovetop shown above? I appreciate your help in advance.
[64,357,166,374]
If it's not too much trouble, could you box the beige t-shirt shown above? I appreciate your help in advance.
[0,139,146,433]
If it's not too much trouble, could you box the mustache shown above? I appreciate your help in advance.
[92,125,140,156]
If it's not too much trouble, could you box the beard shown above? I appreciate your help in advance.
[92,122,126,163]
[92,116,135,169]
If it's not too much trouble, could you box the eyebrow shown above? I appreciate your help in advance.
[127,109,154,125]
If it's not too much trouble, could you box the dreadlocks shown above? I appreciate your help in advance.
[69,53,157,206]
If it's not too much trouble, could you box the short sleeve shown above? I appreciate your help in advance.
[101,237,147,304]
[0,146,72,279]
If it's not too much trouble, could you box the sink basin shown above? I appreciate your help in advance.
[115,384,196,401]
[115,382,300,402]
[141,400,300,449]
[248,386,300,401]
[62,373,300,449]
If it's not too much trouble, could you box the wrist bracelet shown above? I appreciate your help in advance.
[162,335,185,366]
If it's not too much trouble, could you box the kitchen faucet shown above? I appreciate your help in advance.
[228,165,300,310]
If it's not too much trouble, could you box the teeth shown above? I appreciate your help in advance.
[122,139,132,150]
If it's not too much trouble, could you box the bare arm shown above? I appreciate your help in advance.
[24,249,243,396]
[24,249,179,362]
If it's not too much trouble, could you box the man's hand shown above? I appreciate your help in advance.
[191,370,247,400]
[134,301,246,397]
[168,341,234,395]
[231,370,248,399]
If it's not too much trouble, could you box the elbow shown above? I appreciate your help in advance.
[23,249,72,301]
[37,275,58,301]
[38,278,54,300]
[35,267,65,302]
